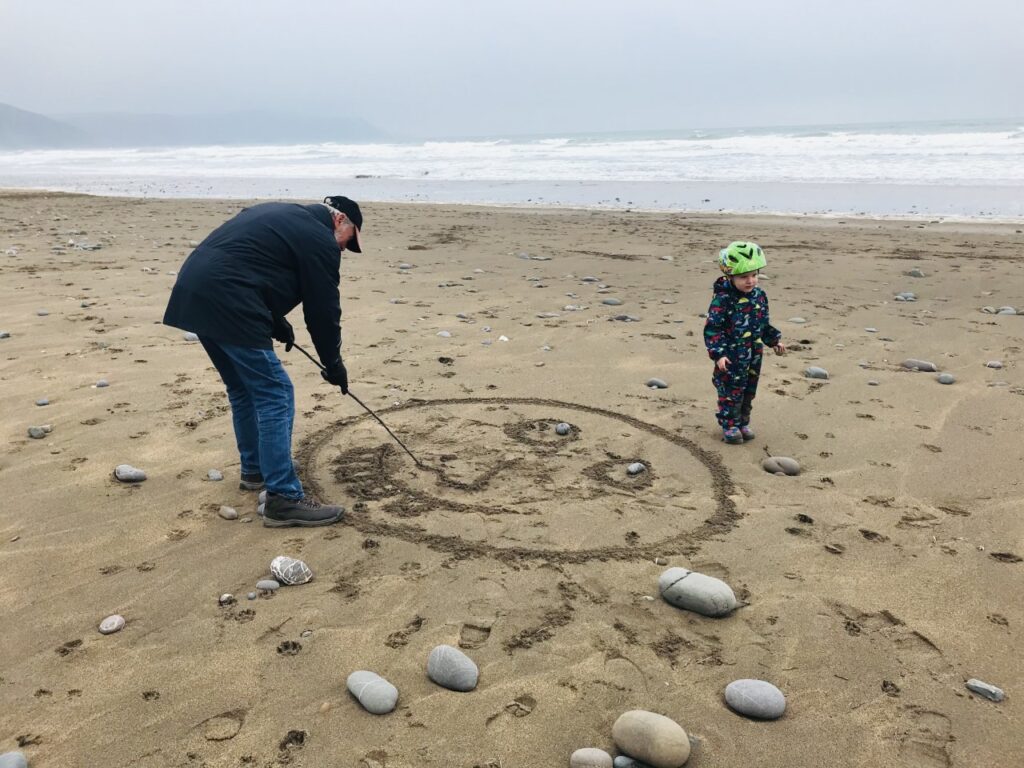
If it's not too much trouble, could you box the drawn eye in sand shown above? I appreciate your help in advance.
[298,397,739,563]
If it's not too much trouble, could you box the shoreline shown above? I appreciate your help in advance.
[3,187,1024,230]
[1,174,1022,222]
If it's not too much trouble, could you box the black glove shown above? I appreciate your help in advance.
[321,358,348,394]
[272,317,295,351]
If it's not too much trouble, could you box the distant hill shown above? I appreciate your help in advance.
[0,103,386,149]
[0,103,90,149]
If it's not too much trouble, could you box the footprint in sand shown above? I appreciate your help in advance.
[459,622,492,649]
[201,709,245,741]
[896,706,953,768]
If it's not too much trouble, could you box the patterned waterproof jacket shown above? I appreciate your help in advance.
[703,276,782,361]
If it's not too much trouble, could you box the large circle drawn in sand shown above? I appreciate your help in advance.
[297,397,738,563]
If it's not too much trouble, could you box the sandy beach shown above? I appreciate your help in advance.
[1,190,1022,767]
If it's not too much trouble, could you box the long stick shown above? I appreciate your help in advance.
[290,342,425,467]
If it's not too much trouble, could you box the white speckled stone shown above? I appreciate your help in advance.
[114,464,146,482]
[725,679,787,719]
[627,463,647,476]
[901,359,937,372]
[99,614,125,634]
[762,456,801,476]
[427,644,479,691]
[270,556,313,585]
[985,361,1003,369]
[612,710,690,768]
[0,752,28,768]
[804,366,829,379]
[207,469,224,481]
[183,332,199,341]
[570,747,613,768]
[658,568,737,617]
[347,670,399,714]
[218,506,238,520]
[613,758,654,768]
[555,422,572,436]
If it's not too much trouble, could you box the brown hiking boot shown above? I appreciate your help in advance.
[263,493,344,528]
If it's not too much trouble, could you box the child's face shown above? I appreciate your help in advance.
[731,271,759,293]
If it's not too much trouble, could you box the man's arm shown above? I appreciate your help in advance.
[298,238,343,367]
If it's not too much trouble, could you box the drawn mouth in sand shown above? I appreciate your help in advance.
[297,397,740,563]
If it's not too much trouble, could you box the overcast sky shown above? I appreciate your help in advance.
[1,0,1021,138]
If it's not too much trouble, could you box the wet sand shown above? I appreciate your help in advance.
[1,191,1022,767]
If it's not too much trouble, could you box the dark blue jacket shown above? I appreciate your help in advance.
[163,202,342,366]
[703,276,781,361]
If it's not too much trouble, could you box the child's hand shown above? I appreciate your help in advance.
[773,342,786,355]
[716,356,731,371]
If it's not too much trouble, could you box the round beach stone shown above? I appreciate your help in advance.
[901,359,937,372]
[36,309,49,316]
[725,679,787,719]
[788,317,806,324]
[570,748,613,768]
[96,379,109,387]
[270,555,313,585]
[645,378,668,389]
[99,614,125,634]
[762,456,800,476]
[183,332,199,342]
[804,366,829,380]
[256,579,280,591]
[602,298,623,306]
[114,464,147,482]
[437,330,452,338]
[0,752,28,768]
[207,469,224,481]
[555,422,572,436]
[218,506,238,520]
[658,567,737,618]
[985,361,1003,369]
[612,710,690,768]
[35,398,49,406]
[937,373,955,385]
[347,670,399,714]
[218,593,235,606]
[627,462,647,476]
[247,592,257,600]
[27,426,47,439]
[997,306,1017,315]
[0,331,10,339]
[427,644,479,691]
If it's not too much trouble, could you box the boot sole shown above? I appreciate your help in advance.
[262,512,344,528]
[239,481,266,491]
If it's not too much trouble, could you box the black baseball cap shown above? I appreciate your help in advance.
[322,195,363,252]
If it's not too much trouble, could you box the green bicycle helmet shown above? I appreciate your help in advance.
[718,241,767,276]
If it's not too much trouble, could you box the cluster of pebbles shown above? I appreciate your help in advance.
[567,568,788,766]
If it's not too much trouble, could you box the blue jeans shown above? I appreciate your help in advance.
[199,337,303,499]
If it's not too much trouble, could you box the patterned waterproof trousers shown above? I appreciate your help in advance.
[712,350,763,429]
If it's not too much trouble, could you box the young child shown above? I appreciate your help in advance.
[703,241,785,444]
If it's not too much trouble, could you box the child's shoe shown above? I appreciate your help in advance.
[722,427,744,444]
[740,425,755,441]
